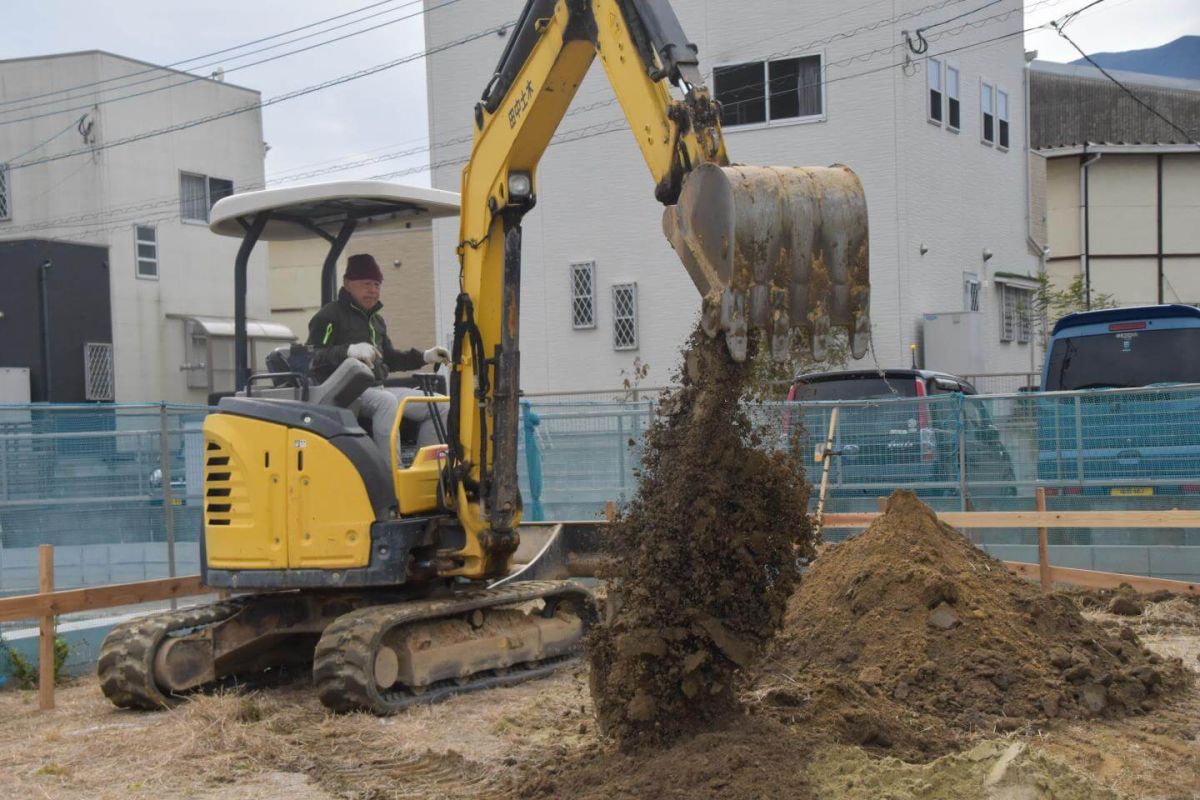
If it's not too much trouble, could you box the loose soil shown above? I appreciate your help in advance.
[587,329,813,749]
[753,490,1192,759]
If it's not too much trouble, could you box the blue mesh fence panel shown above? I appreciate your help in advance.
[0,404,209,595]
[5,387,1200,595]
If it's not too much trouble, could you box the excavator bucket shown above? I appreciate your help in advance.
[663,163,871,362]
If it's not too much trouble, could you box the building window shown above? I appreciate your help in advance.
[928,58,943,124]
[997,89,1009,150]
[0,162,10,221]
[1000,284,1033,343]
[135,225,158,278]
[180,172,234,223]
[964,273,981,312]
[981,82,995,145]
[612,283,638,351]
[570,261,596,329]
[946,66,960,131]
[714,55,823,128]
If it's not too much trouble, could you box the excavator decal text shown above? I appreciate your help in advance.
[508,80,535,129]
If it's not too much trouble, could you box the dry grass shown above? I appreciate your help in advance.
[0,670,594,800]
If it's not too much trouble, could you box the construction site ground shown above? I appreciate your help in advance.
[0,595,1196,800]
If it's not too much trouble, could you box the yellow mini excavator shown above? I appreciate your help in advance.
[99,0,870,715]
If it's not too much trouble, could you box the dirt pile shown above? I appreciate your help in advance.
[754,490,1190,758]
[587,329,814,749]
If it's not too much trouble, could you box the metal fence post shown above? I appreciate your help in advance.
[1073,394,1084,486]
[159,404,177,610]
[957,394,968,512]
[616,410,626,501]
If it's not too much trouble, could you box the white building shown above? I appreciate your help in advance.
[423,0,1041,392]
[0,51,280,403]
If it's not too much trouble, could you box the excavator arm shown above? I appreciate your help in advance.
[445,0,871,580]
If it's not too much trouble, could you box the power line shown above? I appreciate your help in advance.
[3,114,87,162]
[1052,22,1200,147]
[0,0,464,126]
[6,21,510,173]
[0,0,418,109]
[4,0,1067,235]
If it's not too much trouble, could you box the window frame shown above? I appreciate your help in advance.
[179,170,234,224]
[0,162,10,221]
[999,283,1033,344]
[713,52,826,131]
[570,261,597,330]
[996,88,1010,151]
[611,282,639,351]
[963,272,981,312]
[927,57,943,126]
[946,64,961,133]
[981,80,995,146]
[134,224,159,280]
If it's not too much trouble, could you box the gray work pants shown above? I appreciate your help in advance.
[358,387,445,461]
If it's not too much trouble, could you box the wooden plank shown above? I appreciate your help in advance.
[0,575,207,623]
[822,509,1200,529]
[38,545,55,711]
[813,408,839,533]
[1036,488,1051,594]
[1005,561,1198,596]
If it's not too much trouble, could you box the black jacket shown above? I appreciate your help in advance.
[306,288,424,382]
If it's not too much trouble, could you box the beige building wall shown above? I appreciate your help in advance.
[268,221,440,360]
[1042,150,1200,305]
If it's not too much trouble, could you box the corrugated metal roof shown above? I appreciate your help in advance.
[1030,60,1200,150]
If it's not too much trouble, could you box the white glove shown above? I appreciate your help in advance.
[424,346,450,365]
[347,342,378,365]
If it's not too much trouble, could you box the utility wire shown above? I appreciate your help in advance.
[0,0,418,109]
[1052,23,1200,146]
[6,22,510,172]
[0,0,464,125]
[5,0,1067,234]
[3,114,87,162]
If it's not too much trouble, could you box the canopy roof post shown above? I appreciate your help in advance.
[235,211,270,391]
[322,219,359,306]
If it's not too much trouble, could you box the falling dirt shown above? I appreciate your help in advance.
[587,328,814,750]
[753,490,1192,760]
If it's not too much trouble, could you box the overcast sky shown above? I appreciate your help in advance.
[2,0,1196,190]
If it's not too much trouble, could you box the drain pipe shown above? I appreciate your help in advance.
[1080,146,1103,309]
[37,259,53,402]
[1024,56,1050,376]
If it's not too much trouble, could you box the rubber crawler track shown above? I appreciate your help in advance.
[97,600,244,710]
[313,580,596,715]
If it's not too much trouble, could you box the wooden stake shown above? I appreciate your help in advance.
[813,408,839,534]
[604,501,616,523]
[38,544,55,711]
[1036,487,1051,594]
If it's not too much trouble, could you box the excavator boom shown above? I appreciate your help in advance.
[448,0,871,577]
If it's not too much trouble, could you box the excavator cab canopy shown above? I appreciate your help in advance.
[209,180,460,389]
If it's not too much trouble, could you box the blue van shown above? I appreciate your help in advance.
[1038,305,1200,497]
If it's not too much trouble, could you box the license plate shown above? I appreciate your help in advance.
[1110,487,1153,496]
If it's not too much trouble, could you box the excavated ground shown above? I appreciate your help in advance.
[751,490,1191,760]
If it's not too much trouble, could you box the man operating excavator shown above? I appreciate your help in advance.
[307,252,449,458]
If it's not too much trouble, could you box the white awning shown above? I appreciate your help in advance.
[208,180,461,241]
[180,315,296,340]
[992,273,1039,290]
